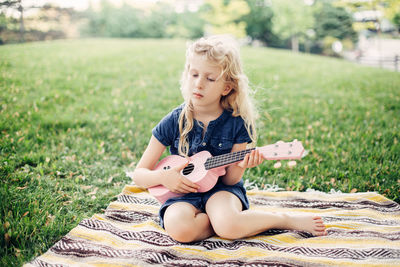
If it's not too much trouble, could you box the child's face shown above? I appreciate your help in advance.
[187,53,231,110]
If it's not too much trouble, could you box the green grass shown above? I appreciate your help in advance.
[1,38,399,266]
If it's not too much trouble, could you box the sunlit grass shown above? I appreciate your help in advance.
[1,38,399,266]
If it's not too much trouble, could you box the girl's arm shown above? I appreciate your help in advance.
[132,135,199,193]
[131,135,167,188]
[221,143,264,185]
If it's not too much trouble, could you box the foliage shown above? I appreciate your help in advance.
[81,2,141,37]
[201,0,249,38]
[394,13,400,32]
[334,0,399,33]
[165,11,205,39]
[1,39,399,265]
[387,0,400,32]
[385,0,400,32]
[312,2,357,55]
[0,3,76,43]
[314,3,357,42]
[269,0,314,51]
[1,0,399,52]
[241,0,276,45]
[82,2,166,38]
[81,1,204,39]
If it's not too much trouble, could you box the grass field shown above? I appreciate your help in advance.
[1,38,399,266]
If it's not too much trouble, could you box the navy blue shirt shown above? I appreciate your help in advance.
[152,105,252,157]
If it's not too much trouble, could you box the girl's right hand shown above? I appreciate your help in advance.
[162,160,200,194]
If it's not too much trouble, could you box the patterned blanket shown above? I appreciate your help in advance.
[26,184,400,266]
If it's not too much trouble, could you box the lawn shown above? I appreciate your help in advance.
[1,38,399,266]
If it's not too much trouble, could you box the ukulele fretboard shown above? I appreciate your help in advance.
[204,148,256,170]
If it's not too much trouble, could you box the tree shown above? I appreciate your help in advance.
[314,3,357,42]
[81,0,204,39]
[269,0,314,52]
[241,0,275,45]
[0,0,24,42]
[201,0,250,38]
[393,12,400,32]
[166,11,205,39]
[334,0,399,33]
[383,0,400,33]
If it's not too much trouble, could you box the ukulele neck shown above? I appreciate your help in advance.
[204,147,256,170]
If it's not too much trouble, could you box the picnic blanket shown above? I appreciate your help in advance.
[26,184,400,266]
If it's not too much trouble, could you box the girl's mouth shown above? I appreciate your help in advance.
[193,93,203,98]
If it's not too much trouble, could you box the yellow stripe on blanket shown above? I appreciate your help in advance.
[25,185,400,267]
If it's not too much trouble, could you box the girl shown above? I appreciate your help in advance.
[132,35,326,243]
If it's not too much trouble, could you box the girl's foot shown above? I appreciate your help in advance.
[284,214,327,236]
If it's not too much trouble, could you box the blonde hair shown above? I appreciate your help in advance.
[178,35,257,156]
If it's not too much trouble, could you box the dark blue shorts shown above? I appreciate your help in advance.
[159,179,249,228]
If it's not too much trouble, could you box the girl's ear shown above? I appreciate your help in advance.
[222,83,232,96]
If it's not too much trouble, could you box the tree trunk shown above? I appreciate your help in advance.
[291,35,299,52]
[18,0,24,42]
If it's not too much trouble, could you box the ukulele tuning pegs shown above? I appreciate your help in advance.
[275,140,284,148]
[273,161,282,169]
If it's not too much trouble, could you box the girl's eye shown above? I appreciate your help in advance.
[207,78,215,82]
[192,74,198,78]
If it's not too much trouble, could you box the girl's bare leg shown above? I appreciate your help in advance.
[205,191,327,240]
[163,202,215,243]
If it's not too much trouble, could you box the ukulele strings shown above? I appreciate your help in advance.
[182,163,195,175]
[204,148,256,170]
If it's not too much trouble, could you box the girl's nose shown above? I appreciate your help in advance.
[195,77,204,89]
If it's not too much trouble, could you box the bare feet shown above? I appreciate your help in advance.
[284,214,327,236]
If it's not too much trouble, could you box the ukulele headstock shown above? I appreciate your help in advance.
[258,139,304,161]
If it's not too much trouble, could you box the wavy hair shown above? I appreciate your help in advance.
[178,35,257,156]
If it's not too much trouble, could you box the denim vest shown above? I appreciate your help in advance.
[152,104,251,157]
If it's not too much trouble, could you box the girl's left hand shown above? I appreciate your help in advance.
[237,149,264,169]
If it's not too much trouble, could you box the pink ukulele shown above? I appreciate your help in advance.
[149,140,305,203]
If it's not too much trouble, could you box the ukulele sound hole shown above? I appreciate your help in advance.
[182,163,195,175]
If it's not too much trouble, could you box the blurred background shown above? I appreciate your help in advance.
[1,0,400,70]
